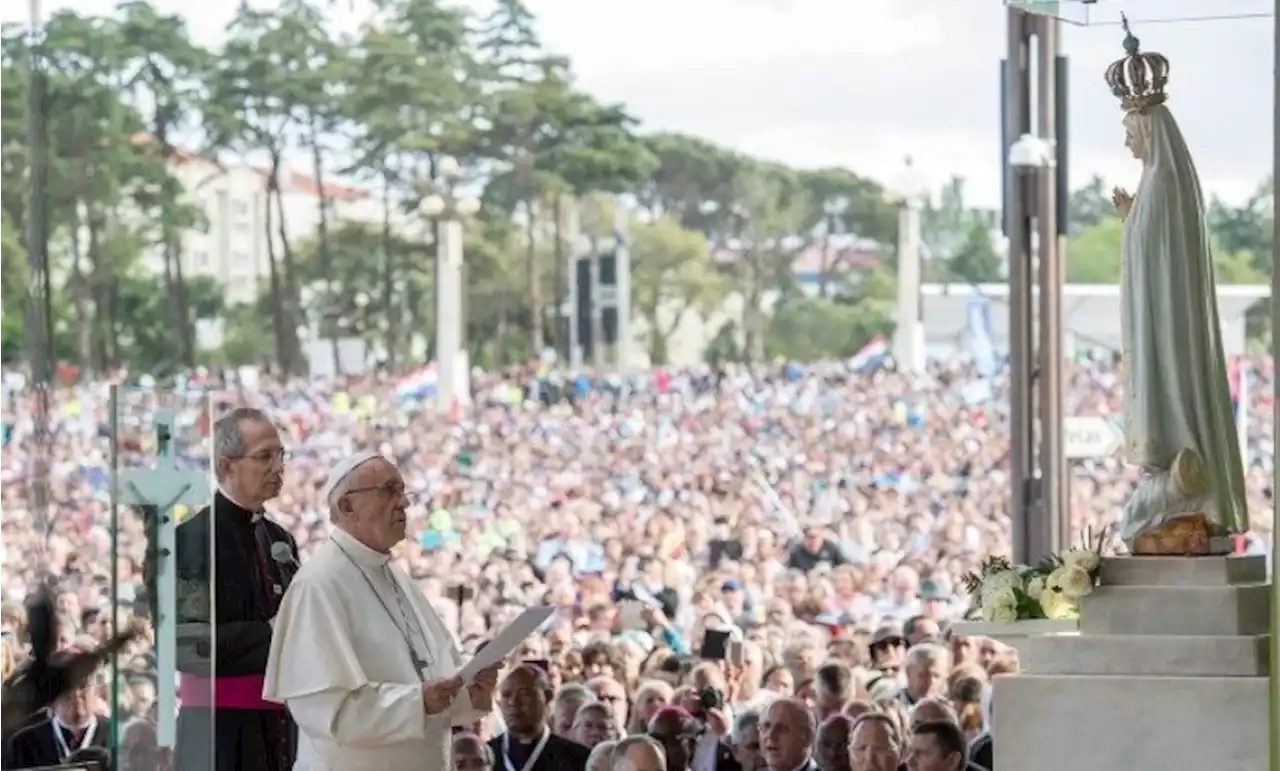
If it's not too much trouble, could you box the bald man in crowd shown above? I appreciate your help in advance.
[613,735,667,771]
[759,699,817,771]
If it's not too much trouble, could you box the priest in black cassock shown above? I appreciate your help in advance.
[174,406,300,771]
[3,652,110,769]
[491,664,591,771]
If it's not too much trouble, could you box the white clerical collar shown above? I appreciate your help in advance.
[218,485,264,522]
[331,527,392,568]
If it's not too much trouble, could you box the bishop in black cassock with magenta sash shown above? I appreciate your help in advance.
[174,407,299,771]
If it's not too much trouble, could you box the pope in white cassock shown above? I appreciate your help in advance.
[263,451,502,770]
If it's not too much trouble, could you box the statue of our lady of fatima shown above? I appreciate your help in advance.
[1107,17,1248,555]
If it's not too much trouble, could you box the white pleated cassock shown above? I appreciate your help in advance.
[264,527,483,771]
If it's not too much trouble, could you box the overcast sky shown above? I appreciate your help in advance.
[3,0,1273,208]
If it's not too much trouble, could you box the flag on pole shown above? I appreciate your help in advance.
[851,336,890,372]
[394,364,438,401]
[966,296,998,377]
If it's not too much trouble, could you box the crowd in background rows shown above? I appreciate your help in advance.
[0,357,1274,751]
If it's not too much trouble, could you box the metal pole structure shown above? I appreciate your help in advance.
[613,198,633,370]
[1005,7,1036,565]
[1035,14,1068,555]
[589,236,604,368]
[1269,5,1279,768]
[435,218,464,412]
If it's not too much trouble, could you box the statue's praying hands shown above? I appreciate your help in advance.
[1112,186,1134,221]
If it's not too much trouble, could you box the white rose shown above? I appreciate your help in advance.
[982,587,1019,622]
[981,570,1019,603]
[1053,565,1095,600]
[988,602,1018,623]
[1039,588,1078,620]
[1026,576,1046,600]
[1064,549,1101,572]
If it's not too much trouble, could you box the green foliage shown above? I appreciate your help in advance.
[765,296,890,362]
[1067,215,1268,286]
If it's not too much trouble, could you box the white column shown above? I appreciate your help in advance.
[614,201,633,370]
[436,218,466,412]
[894,197,926,373]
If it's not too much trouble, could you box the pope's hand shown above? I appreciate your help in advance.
[466,664,503,710]
[421,676,464,715]
[1112,186,1134,221]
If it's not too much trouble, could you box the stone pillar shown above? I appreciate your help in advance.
[894,196,925,373]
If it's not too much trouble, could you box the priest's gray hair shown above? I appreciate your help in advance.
[213,407,273,477]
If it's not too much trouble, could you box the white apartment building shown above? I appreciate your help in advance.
[156,150,424,304]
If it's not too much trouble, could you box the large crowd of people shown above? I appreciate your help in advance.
[0,356,1274,770]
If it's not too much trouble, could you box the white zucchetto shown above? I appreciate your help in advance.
[321,451,383,501]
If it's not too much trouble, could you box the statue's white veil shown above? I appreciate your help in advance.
[1118,103,1249,536]
[1124,104,1206,230]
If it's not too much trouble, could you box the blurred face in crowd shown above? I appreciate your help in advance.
[870,637,905,674]
[452,734,492,771]
[648,712,698,771]
[759,699,814,771]
[763,667,794,696]
[906,657,947,701]
[54,679,93,727]
[218,418,286,509]
[850,717,902,771]
[906,619,940,646]
[128,679,155,718]
[571,704,615,748]
[588,676,629,734]
[500,666,553,737]
[554,694,587,736]
[815,715,854,771]
[632,682,672,728]
[334,460,411,553]
[57,590,80,619]
[730,721,762,771]
[906,732,961,771]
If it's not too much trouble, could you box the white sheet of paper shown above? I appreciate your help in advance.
[457,605,556,681]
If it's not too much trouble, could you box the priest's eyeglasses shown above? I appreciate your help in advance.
[234,448,291,464]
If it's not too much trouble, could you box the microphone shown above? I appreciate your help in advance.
[270,542,298,568]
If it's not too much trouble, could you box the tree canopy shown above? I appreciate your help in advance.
[1,1,1273,373]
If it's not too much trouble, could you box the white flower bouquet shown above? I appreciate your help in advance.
[961,530,1106,622]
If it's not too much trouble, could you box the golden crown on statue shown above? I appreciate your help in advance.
[1104,13,1169,113]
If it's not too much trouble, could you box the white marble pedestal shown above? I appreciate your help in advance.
[992,555,1271,771]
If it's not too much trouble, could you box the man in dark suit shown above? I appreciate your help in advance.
[758,699,819,771]
[173,407,300,771]
[491,664,591,771]
[4,656,109,769]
